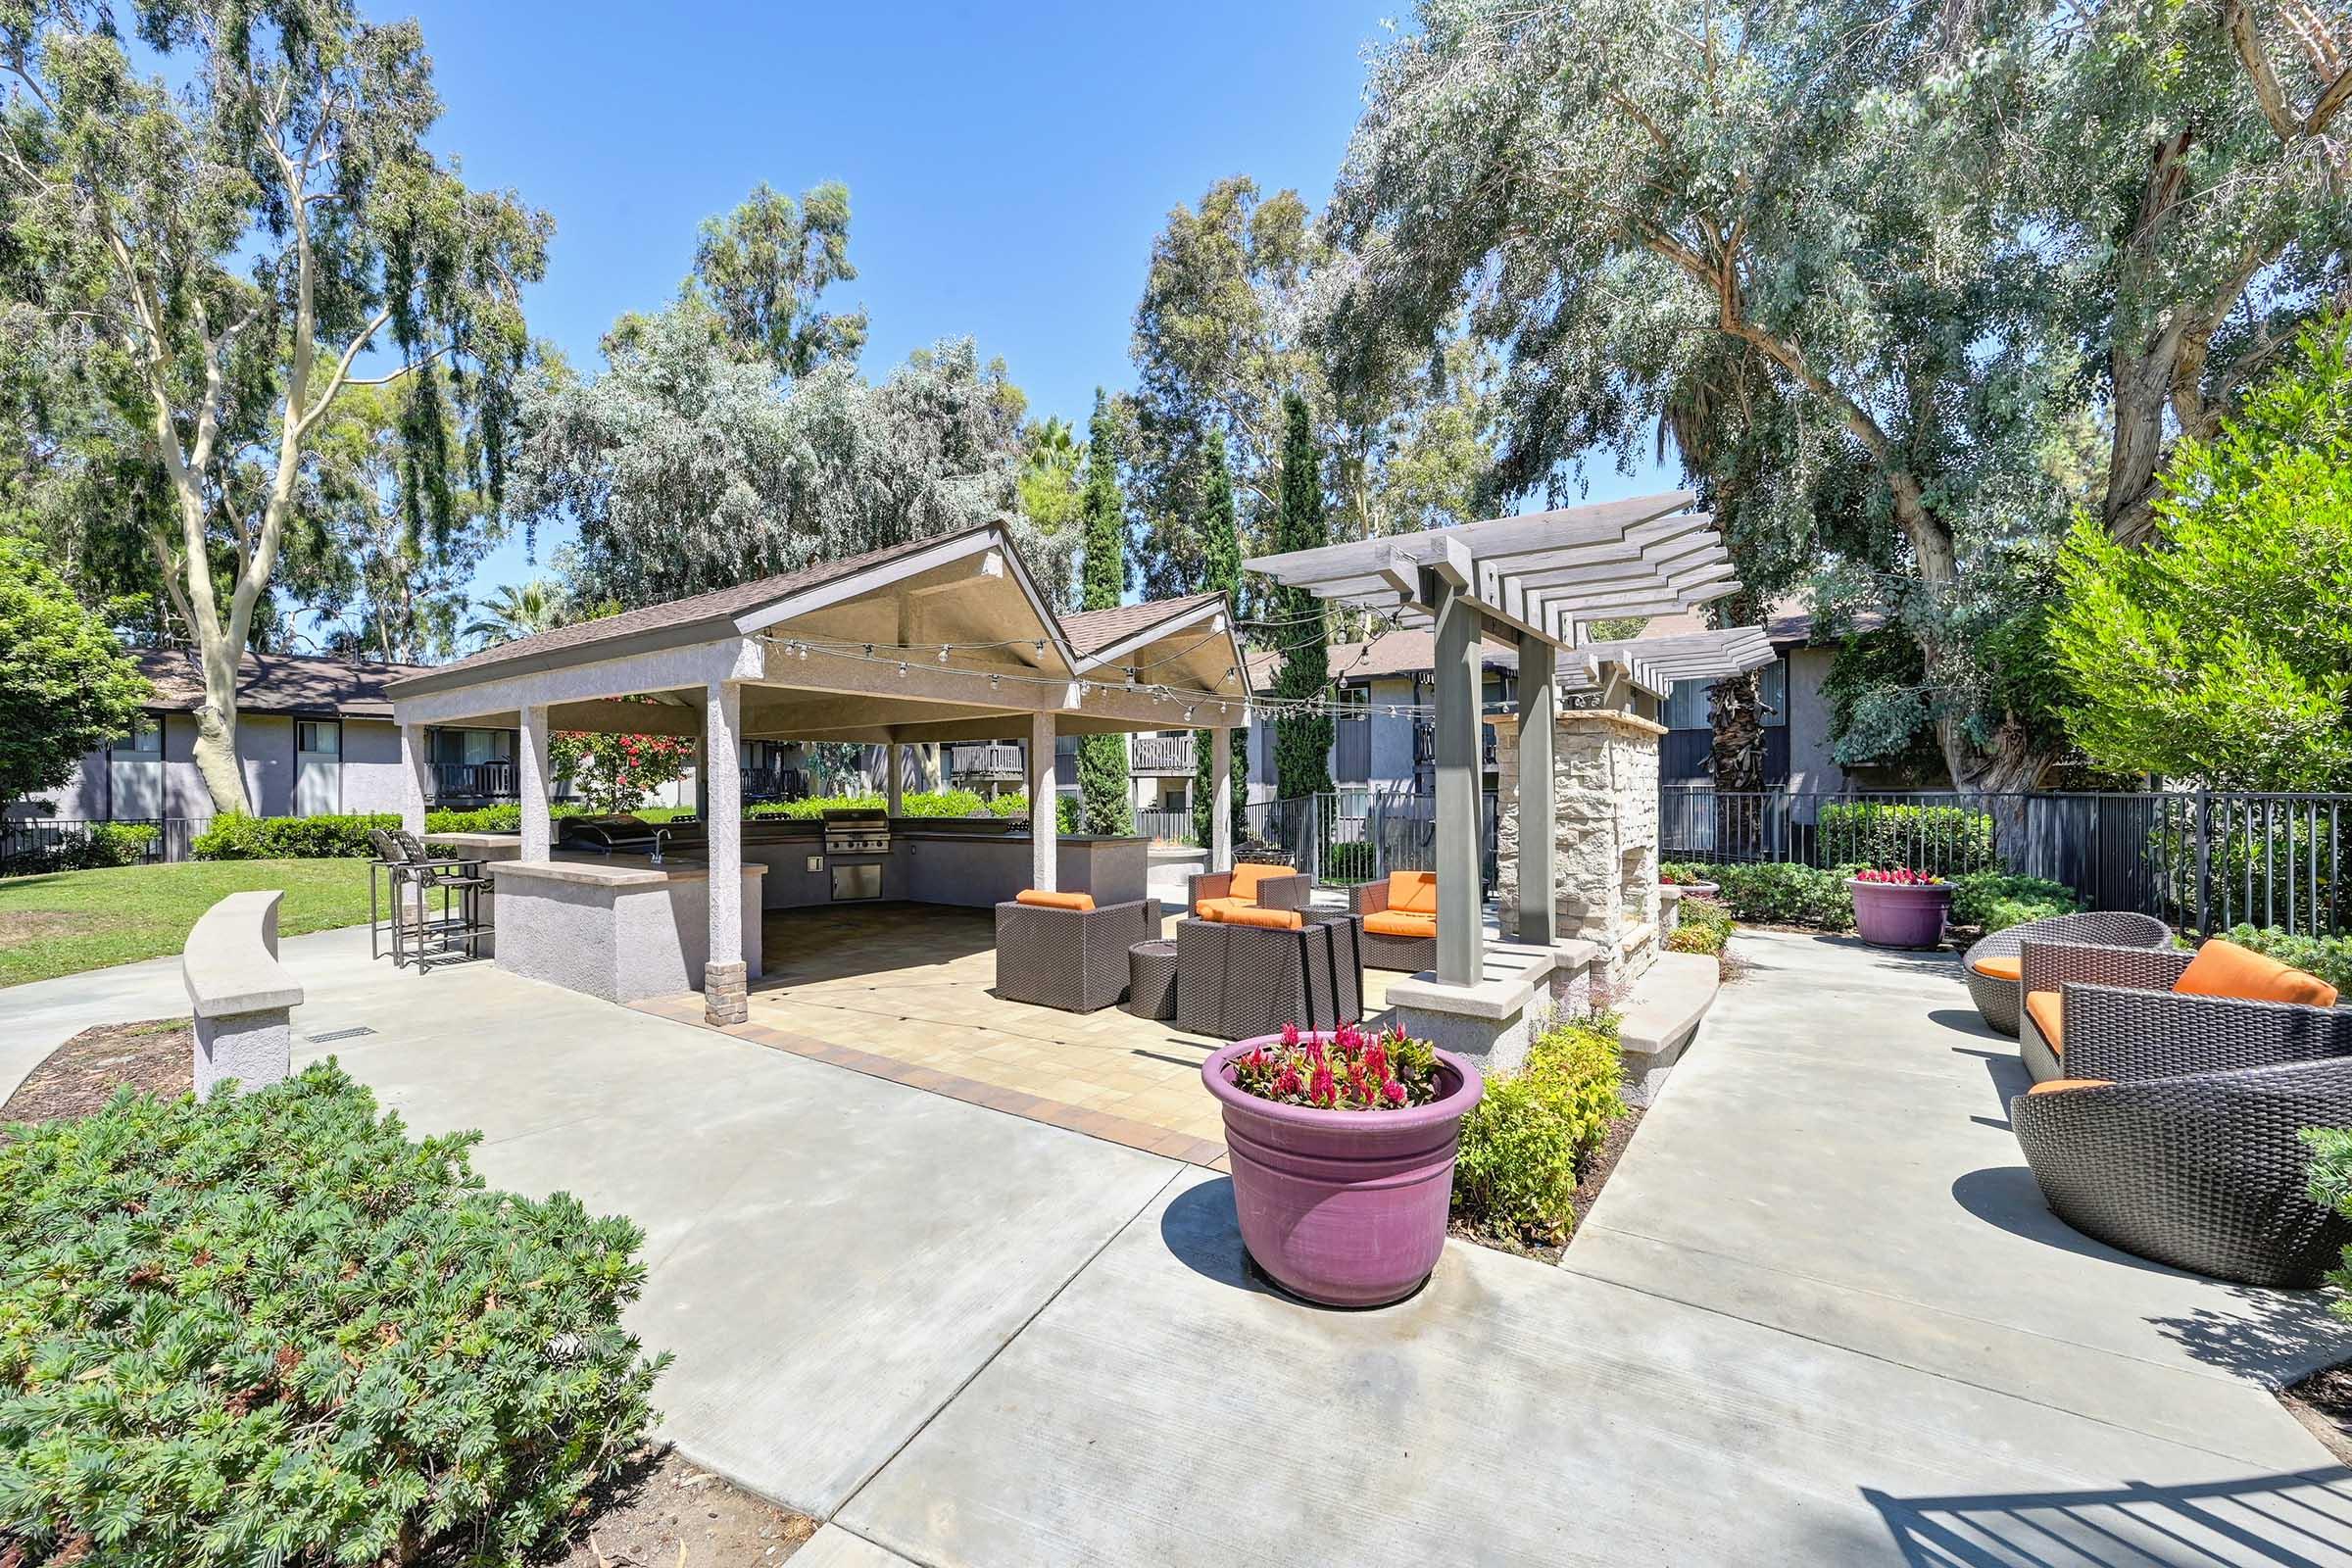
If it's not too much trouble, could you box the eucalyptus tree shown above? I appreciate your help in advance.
[0,0,548,812]
[1320,0,2351,801]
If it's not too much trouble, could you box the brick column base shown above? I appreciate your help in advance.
[704,960,749,1025]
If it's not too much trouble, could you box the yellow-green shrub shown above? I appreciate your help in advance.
[1451,1014,1628,1244]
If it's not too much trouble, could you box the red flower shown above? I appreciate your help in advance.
[1304,1036,1326,1066]
[1273,1066,1302,1098]
[1383,1080,1406,1106]
[1364,1044,1389,1083]
[1281,1022,1301,1047]
[1309,1066,1337,1106]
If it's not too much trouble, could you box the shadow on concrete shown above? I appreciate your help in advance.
[1801,933,1968,979]
[1158,1177,1268,1297]
[1863,1470,2352,1566]
[2148,1285,2352,1388]
[1930,1005,2003,1040]
[1950,1166,2198,1278]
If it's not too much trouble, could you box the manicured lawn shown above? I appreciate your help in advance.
[0,859,374,988]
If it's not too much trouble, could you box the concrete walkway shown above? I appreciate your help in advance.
[4,925,2348,1564]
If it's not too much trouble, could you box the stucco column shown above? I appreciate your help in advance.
[398,724,429,836]
[1516,635,1558,946]
[1210,724,1234,873]
[1433,579,1484,986]
[886,741,905,817]
[518,705,552,862]
[704,680,747,1025]
[1028,710,1057,892]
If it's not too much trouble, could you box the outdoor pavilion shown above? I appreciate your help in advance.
[1244,491,1772,1004]
[383,522,1252,1023]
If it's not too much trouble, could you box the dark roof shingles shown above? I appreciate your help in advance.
[132,649,423,718]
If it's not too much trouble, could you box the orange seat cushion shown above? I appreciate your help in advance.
[1194,896,1253,920]
[1212,905,1302,931]
[2174,938,2338,1008]
[1364,909,1438,940]
[1015,889,1095,911]
[1387,871,1438,915]
[2024,991,2063,1054]
[1228,862,1297,902]
[1970,954,2022,982]
[2027,1077,2112,1095]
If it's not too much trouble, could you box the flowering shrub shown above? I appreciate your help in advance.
[551,730,696,812]
[1225,1022,1443,1111]
[1658,865,1712,887]
[1852,867,1944,886]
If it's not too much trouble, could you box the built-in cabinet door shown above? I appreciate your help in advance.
[295,719,341,817]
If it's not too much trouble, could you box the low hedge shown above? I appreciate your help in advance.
[193,811,392,859]
[1816,801,1996,875]
[1665,898,1735,956]
[1322,842,1377,884]
[1451,1013,1627,1246]
[1660,860,1858,930]
[2224,925,2352,996]
[0,1063,666,1567]
[2,821,158,875]
[1947,872,2082,933]
[2304,1129,2352,1319]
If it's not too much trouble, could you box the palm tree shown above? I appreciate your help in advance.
[464,580,567,647]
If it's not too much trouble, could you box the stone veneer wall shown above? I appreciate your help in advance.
[1492,708,1666,1000]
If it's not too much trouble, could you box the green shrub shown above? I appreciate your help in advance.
[1817,801,1996,874]
[1665,898,1735,956]
[0,1063,665,1566]
[192,810,395,859]
[1321,841,1377,883]
[1452,1014,1628,1244]
[1660,860,1858,929]
[2303,1127,2352,1322]
[1947,872,2082,931]
[2224,925,2352,996]
[424,803,522,834]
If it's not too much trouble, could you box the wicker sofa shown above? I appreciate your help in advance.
[1347,871,1440,972]
[1187,862,1310,922]
[2013,1056,2352,1287]
[993,894,1162,1013]
[2017,938,2349,1086]
[1961,910,2171,1036]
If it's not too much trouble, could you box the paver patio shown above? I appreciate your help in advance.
[2,921,2347,1563]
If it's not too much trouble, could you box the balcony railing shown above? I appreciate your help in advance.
[1130,733,1195,773]
[427,760,515,802]
[949,742,1026,778]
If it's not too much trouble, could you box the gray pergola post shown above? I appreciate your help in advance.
[398,724,429,836]
[1210,724,1234,872]
[1028,710,1057,892]
[1433,578,1484,986]
[1516,634,1557,946]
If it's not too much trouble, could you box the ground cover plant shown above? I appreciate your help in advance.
[1451,1014,1629,1249]
[1665,898,1735,958]
[0,1063,666,1567]
[1660,861,1857,930]
[1947,872,2082,933]
[0,860,373,988]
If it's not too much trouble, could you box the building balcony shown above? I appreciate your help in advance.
[1130,733,1195,774]
[426,760,516,803]
[949,742,1027,780]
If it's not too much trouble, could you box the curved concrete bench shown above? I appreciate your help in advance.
[181,890,303,1101]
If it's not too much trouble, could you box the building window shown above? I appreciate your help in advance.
[109,719,162,759]
[295,719,340,757]
[1665,679,1711,731]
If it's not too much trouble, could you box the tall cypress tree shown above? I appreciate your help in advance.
[1271,393,1333,802]
[1191,430,1248,847]
[1076,391,1136,836]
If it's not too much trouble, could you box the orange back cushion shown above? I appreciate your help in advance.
[2024,991,2064,1053]
[2027,1077,2112,1096]
[1212,905,1302,931]
[2174,939,2338,1007]
[1015,889,1096,911]
[1389,871,1438,914]
[1229,862,1295,902]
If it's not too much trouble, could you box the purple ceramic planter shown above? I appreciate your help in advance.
[1202,1036,1484,1308]
[1847,878,1954,949]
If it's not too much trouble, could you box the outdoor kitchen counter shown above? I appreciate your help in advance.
[483,853,764,1004]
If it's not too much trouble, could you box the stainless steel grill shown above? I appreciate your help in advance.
[821,808,891,857]
[558,814,664,856]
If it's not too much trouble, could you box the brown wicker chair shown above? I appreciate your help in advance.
[1173,912,1363,1040]
[1961,910,2170,1036]
[1186,863,1310,921]
[1348,872,1439,972]
[2013,1057,2352,1287]
[993,896,1161,1013]
[2018,940,2352,1085]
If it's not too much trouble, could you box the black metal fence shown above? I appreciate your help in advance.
[1,816,212,876]
[1660,787,2352,939]
[1239,790,1499,893]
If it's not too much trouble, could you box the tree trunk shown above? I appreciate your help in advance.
[192,641,253,815]
[1938,711,2048,870]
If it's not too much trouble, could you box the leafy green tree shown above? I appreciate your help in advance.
[1014,416,1085,610]
[1193,431,1248,846]
[0,537,149,813]
[1270,394,1333,801]
[1076,392,1135,836]
[690,180,866,376]
[2053,316,2352,790]
[1320,0,2352,802]
[465,580,570,647]
[1,0,548,812]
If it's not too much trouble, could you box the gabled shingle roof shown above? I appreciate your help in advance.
[1060,592,1223,658]
[131,649,424,719]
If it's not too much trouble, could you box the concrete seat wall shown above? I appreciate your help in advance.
[181,890,303,1100]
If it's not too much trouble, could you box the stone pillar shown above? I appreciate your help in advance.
[1432,579,1484,986]
[1028,710,1057,892]
[398,724,430,836]
[1515,637,1557,946]
[1210,725,1234,873]
[704,680,747,1025]
[886,740,905,818]
[518,705,553,862]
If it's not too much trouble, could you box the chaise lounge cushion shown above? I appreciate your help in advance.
[1364,909,1438,940]
[2027,1076,2111,1095]
[2173,939,2338,1008]
[1211,905,1302,931]
[1015,889,1096,910]
[1387,870,1438,914]
[1970,954,2022,982]
[2025,991,2064,1055]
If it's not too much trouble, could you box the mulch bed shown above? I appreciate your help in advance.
[2280,1362,2352,1468]
[539,1446,815,1568]
[1,1017,193,1125]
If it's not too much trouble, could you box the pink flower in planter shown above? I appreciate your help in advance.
[1364,1043,1390,1083]
[1383,1079,1406,1106]
[1281,1023,1301,1047]
[1274,1065,1302,1098]
[1309,1065,1337,1106]
[1304,1036,1326,1066]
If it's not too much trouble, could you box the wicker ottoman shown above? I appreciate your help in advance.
[1126,939,1179,1020]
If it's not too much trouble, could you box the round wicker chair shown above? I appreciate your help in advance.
[1961,910,2171,1036]
[2012,1056,2352,1288]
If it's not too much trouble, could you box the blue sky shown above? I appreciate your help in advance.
[401,0,1670,612]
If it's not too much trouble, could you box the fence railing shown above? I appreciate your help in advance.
[1660,787,2352,940]
[948,742,1026,778]
[1240,789,1498,892]
[1135,807,1198,844]
[1,816,213,876]
[1130,734,1195,773]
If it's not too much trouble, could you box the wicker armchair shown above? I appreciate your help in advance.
[1348,872,1440,972]
[1186,864,1310,921]
[993,896,1161,1013]
[2017,940,2352,1084]
[1961,910,2170,1036]
[1173,912,1363,1040]
[2013,1057,2352,1287]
